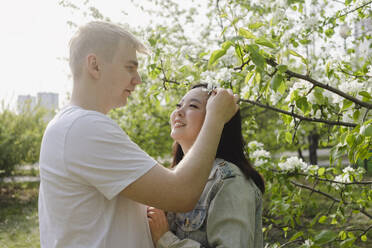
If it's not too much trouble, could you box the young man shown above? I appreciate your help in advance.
[38,21,239,248]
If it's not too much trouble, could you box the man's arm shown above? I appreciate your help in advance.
[121,89,238,212]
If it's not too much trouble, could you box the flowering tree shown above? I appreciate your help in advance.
[62,0,371,246]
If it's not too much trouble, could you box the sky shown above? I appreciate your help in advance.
[0,0,151,109]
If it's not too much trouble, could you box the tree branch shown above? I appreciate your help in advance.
[160,59,180,89]
[279,238,304,248]
[290,180,372,219]
[266,59,372,109]
[273,169,372,185]
[239,98,357,127]
[338,1,372,20]
[358,224,372,239]
[290,180,341,203]
[233,59,250,71]
[339,68,372,79]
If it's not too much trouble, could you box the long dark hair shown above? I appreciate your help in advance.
[171,84,265,194]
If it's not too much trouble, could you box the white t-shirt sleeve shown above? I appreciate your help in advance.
[64,113,157,200]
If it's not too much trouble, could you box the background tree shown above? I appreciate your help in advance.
[61,0,372,246]
[0,104,48,177]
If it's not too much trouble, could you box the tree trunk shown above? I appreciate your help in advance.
[308,132,319,165]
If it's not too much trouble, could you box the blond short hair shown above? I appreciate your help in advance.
[69,21,147,79]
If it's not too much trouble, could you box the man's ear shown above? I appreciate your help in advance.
[86,53,100,79]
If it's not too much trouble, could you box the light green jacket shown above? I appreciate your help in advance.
[157,158,264,248]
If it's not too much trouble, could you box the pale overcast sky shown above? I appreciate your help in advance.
[0,0,150,109]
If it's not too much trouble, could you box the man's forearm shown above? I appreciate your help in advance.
[173,114,224,208]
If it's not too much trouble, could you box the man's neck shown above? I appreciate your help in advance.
[70,81,109,114]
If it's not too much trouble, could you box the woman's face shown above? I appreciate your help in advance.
[170,88,208,148]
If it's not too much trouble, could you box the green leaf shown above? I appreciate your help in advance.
[221,40,233,50]
[248,22,264,29]
[208,49,226,66]
[318,167,325,176]
[270,74,284,92]
[246,45,265,69]
[314,88,325,104]
[361,124,372,137]
[339,231,347,240]
[288,50,307,65]
[342,100,353,111]
[359,91,371,100]
[346,133,356,146]
[277,65,288,73]
[299,39,311,45]
[238,28,256,39]
[296,97,310,114]
[314,230,337,245]
[245,72,254,84]
[278,80,287,94]
[285,131,292,143]
[255,37,276,48]
[235,46,243,58]
[318,215,327,223]
[289,49,303,58]
[289,231,303,241]
[325,28,335,38]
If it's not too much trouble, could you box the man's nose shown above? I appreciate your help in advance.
[132,72,142,85]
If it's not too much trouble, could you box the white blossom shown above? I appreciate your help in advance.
[303,239,314,247]
[304,16,318,28]
[306,90,317,105]
[252,150,271,159]
[248,141,264,150]
[270,90,283,105]
[278,156,308,171]
[343,166,355,174]
[342,109,355,123]
[333,166,355,190]
[185,75,194,82]
[254,158,266,167]
[339,80,365,95]
[367,65,372,77]
[285,81,313,103]
[304,164,319,173]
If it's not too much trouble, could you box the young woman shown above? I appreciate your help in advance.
[147,84,265,248]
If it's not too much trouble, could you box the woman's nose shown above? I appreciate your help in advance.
[175,107,185,117]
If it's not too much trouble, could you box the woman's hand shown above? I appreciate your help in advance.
[147,206,169,245]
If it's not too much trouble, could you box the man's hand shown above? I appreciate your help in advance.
[147,207,169,246]
[206,88,239,124]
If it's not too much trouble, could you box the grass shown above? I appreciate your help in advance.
[0,181,40,248]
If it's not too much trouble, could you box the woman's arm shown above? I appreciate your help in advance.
[206,176,262,248]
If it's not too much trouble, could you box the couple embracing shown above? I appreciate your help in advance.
[38,21,264,248]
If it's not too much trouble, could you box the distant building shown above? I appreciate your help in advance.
[37,92,59,111]
[17,92,59,121]
[17,94,37,113]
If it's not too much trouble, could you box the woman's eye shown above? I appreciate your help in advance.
[190,104,198,108]
[176,103,181,108]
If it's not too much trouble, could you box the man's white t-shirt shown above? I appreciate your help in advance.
[38,105,157,248]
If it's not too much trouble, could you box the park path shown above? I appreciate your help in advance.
[0,163,40,183]
[1,148,349,183]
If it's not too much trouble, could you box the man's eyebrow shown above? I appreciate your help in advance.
[127,60,138,67]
